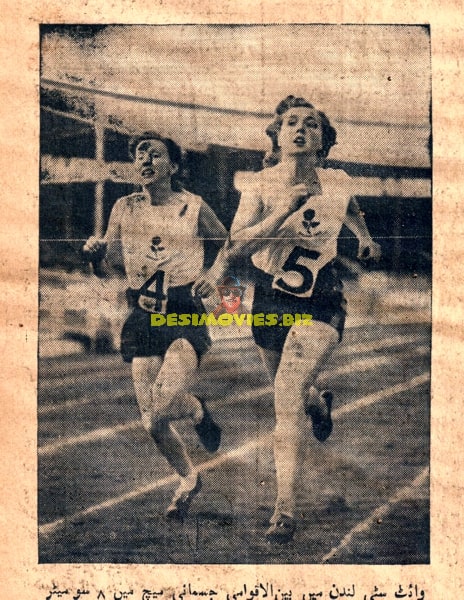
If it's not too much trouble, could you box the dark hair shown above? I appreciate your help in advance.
[128,131,184,191]
[264,95,337,167]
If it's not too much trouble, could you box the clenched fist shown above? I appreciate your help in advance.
[82,236,107,261]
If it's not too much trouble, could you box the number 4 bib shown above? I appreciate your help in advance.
[138,270,168,313]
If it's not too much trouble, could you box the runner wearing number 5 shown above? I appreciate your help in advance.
[228,95,381,543]
[83,132,227,520]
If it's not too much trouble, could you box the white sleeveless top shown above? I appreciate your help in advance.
[241,168,353,298]
[114,190,204,293]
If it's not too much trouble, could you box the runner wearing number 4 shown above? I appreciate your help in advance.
[228,96,381,543]
[83,132,227,520]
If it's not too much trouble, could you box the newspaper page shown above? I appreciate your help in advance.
[0,2,462,599]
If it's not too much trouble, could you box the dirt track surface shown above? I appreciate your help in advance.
[38,322,430,564]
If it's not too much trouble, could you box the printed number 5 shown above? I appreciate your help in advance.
[275,246,321,294]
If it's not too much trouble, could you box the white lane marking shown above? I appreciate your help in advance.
[39,433,270,537]
[39,471,178,537]
[39,354,430,453]
[39,333,427,393]
[338,334,428,357]
[39,373,429,536]
[40,389,131,416]
[320,346,428,381]
[335,373,429,417]
[39,368,130,393]
[38,386,275,452]
[39,422,140,456]
[39,343,429,416]
[221,349,429,410]
[321,466,429,563]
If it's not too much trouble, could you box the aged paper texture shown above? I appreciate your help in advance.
[0,1,463,599]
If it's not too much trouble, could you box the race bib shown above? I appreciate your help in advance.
[138,270,168,313]
[271,246,321,298]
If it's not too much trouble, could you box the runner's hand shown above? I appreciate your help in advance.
[357,238,381,262]
[83,236,107,260]
[192,269,217,298]
[82,237,108,277]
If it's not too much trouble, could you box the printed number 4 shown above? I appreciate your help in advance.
[145,270,167,311]
[275,246,321,294]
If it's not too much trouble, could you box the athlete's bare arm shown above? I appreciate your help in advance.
[192,201,228,297]
[344,196,382,261]
[83,197,124,277]
[197,201,227,246]
[227,182,310,259]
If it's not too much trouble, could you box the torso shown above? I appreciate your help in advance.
[250,167,353,298]
[118,190,204,292]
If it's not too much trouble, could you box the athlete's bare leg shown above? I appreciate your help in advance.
[258,346,281,382]
[150,339,204,477]
[131,340,203,479]
[270,321,338,531]
[132,355,163,430]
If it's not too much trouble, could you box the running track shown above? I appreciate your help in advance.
[38,322,430,564]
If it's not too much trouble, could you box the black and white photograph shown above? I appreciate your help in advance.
[38,24,431,564]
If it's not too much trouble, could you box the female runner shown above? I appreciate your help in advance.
[228,96,381,543]
[83,132,226,520]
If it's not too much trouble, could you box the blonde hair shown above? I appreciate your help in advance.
[264,95,337,167]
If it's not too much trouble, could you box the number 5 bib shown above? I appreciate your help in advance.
[272,245,323,297]
[251,169,353,298]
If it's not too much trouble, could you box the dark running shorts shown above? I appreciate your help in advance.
[120,283,211,363]
[251,260,347,353]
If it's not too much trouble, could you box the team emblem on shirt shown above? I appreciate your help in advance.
[299,208,321,236]
[150,236,165,254]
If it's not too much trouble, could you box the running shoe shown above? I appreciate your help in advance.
[165,473,202,520]
[195,398,221,452]
[305,390,333,442]
[265,514,296,544]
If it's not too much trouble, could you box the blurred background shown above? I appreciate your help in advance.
[39,25,432,357]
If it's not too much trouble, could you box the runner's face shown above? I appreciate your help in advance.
[221,288,242,313]
[278,106,323,158]
[134,139,176,185]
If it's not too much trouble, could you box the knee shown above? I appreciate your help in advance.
[274,366,308,430]
[150,417,170,442]
[274,359,308,399]
[140,406,167,439]
[139,411,153,434]
[147,399,170,439]
[134,387,169,434]
[274,413,304,442]
[137,401,166,435]
[151,379,184,429]
[150,391,171,426]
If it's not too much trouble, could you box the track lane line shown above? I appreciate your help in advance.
[338,334,428,356]
[38,382,275,452]
[39,356,429,454]
[321,466,429,563]
[39,372,429,536]
[335,373,429,417]
[39,422,141,455]
[38,345,429,417]
[39,333,427,396]
[39,434,269,537]
[320,347,428,382]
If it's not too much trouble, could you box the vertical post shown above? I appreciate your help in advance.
[388,176,403,272]
[212,145,233,227]
[94,124,105,238]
